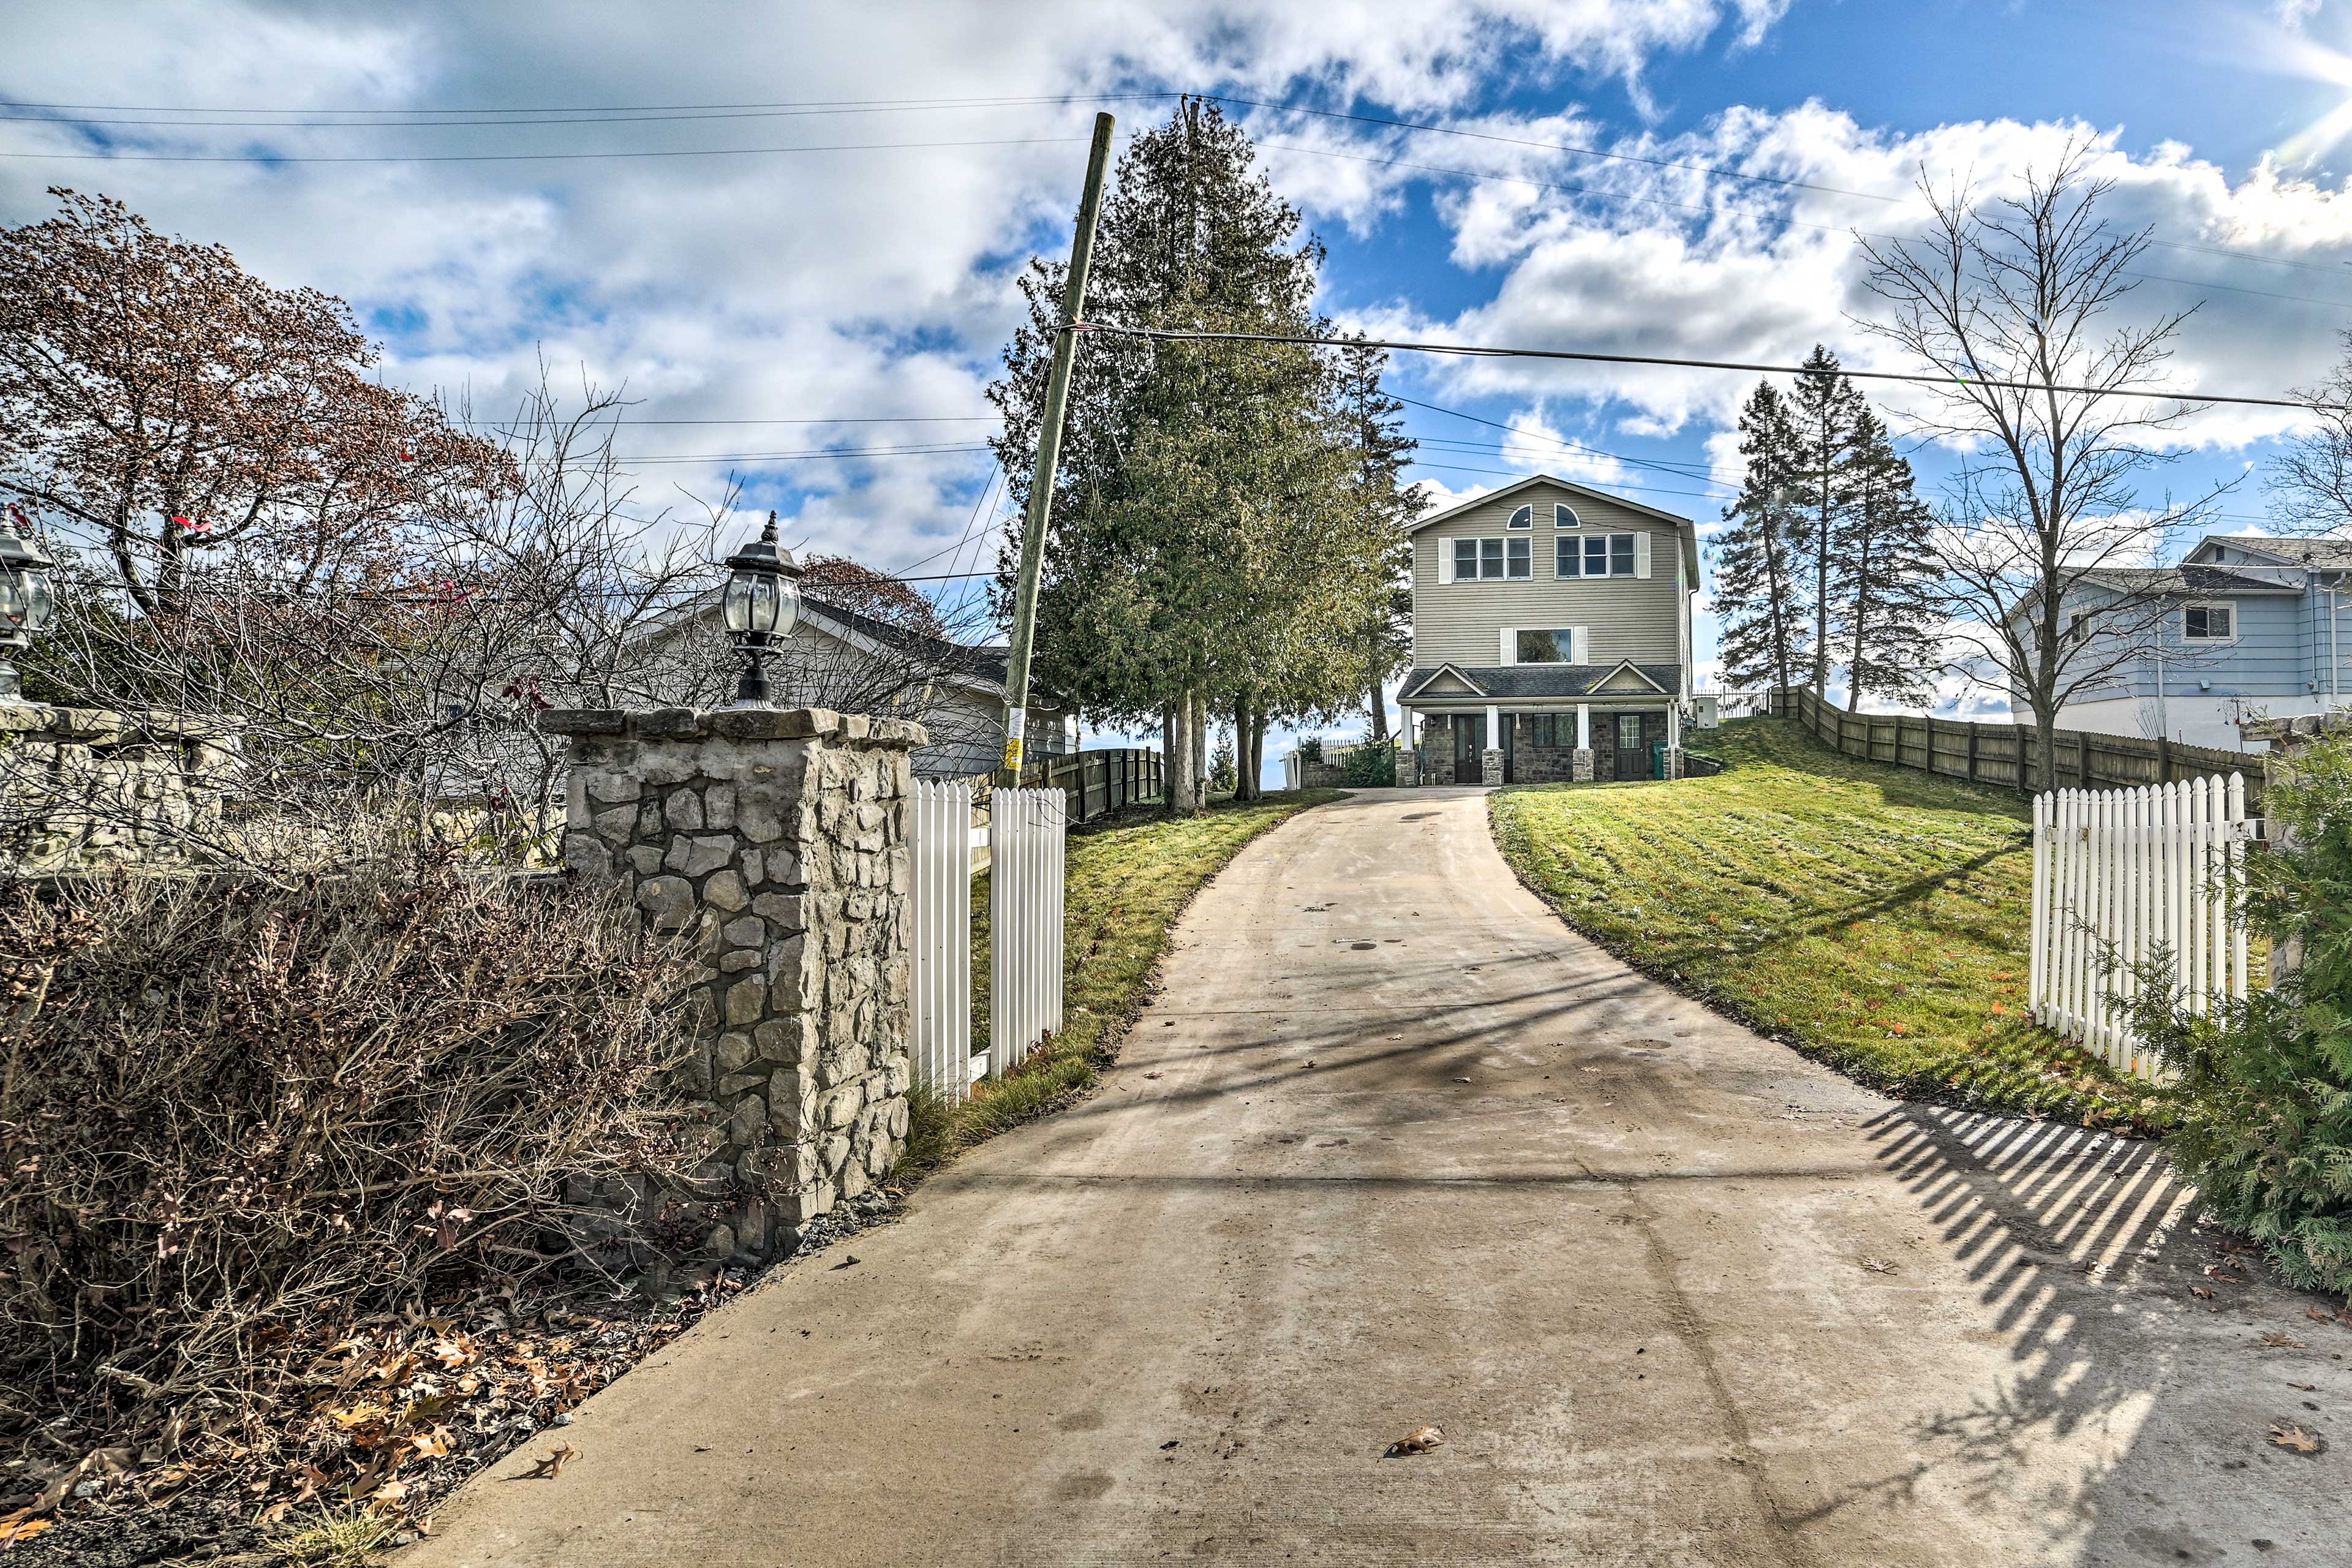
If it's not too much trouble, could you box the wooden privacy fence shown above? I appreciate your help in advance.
[1773,686,2260,804]
[1019,746,1163,824]
[989,786,1066,1074]
[908,778,976,1102]
[2029,775,2253,1081]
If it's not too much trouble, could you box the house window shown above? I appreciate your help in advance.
[1555,504,1580,529]
[2067,610,2092,644]
[1507,504,1534,529]
[1514,628,1577,663]
[1556,532,1638,578]
[2183,603,2234,642]
[1481,538,1504,578]
[1532,714,1556,747]
[1453,538,1477,579]
[1506,538,1531,578]
[1453,536,1531,581]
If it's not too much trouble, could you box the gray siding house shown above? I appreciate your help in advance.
[2043,533,2352,750]
[1396,474,1699,784]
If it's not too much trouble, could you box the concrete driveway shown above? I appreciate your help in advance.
[411,786,2344,1566]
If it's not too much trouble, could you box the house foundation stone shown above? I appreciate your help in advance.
[542,705,922,1265]
[1571,748,1594,782]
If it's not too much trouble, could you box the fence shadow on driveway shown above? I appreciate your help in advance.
[1851,1104,2321,1561]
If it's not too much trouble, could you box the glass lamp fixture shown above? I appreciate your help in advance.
[0,529,56,702]
[720,511,802,709]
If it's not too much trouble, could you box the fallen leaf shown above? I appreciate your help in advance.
[2260,1332,2309,1350]
[1384,1424,1444,1458]
[0,1516,53,1544]
[2267,1422,2324,1455]
[522,1442,578,1480]
[1859,1259,1899,1275]
[1143,1071,1161,1080]
[2204,1266,2244,1284]
[2190,1286,2215,1300]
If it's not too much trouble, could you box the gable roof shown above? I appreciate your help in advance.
[2072,564,2305,598]
[1395,663,1684,702]
[1406,472,1700,580]
[2184,532,2352,571]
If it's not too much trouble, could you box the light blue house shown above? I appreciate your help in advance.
[2047,533,2351,750]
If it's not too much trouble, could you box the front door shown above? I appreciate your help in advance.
[1452,715,1483,782]
[1613,712,1653,780]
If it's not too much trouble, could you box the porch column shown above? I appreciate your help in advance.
[1572,702,1594,782]
[1665,703,1684,780]
[1395,710,1417,787]
[1482,704,1505,787]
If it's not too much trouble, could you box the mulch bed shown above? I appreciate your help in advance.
[4,1191,898,1566]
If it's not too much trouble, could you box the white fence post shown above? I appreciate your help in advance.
[2027,772,2252,1081]
[908,778,974,1103]
[989,786,1068,1073]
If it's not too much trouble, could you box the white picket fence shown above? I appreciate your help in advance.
[989,786,1067,1073]
[2029,774,2253,1079]
[906,780,1068,1096]
[908,778,976,1102]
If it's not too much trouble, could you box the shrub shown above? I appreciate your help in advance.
[1296,736,1324,764]
[2119,734,2352,1298]
[0,864,700,1468]
[1340,741,1396,788]
[1210,732,1237,793]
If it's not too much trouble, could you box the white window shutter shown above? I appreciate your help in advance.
[1437,539,1453,584]
[1573,627,1589,665]
[1500,627,1515,665]
[1634,532,1652,579]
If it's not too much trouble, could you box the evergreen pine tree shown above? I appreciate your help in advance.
[1837,409,1942,709]
[1789,344,1864,693]
[1712,382,1811,691]
[1333,337,1422,741]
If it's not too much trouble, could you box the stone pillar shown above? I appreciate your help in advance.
[542,705,924,1263]
[1481,747,1505,785]
[0,703,241,872]
[1570,749,1594,782]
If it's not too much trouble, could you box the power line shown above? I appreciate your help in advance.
[0,90,1176,116]
[0,134,1087,165]
[1072,321,2311,410]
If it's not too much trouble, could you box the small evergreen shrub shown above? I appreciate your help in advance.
[1210,733,1237,793]
[1297,736,1324,764]
[2118,734,2352,1298]
[1341,741,1397,788]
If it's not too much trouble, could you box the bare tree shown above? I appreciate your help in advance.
[2270,330,2352,531]
[1857,141,2226,786]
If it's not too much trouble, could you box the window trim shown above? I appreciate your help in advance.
[1555,532,1640,579]
[1507,504,1535,529]
[2181,600,2238,644]
[1449,534,1536,581]
[1555,503,1580,529]
[1513,628,1579,665]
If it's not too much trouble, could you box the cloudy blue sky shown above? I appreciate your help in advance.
[10,0,2352,751]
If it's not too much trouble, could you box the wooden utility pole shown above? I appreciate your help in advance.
[997,111,1116,788]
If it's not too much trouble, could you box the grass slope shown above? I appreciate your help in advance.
[899,789,1344,1176]
[1490,718,2169,1128]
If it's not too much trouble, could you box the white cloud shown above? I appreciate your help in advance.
[1,0,1785,584]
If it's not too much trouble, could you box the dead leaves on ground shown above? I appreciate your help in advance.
[1383,1425,1443,1458]
[2258,1332,2309,1350]
[2267,1422,2325,1456]
[519,1442,578,1480]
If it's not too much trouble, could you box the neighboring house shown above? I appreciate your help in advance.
[636,591,1076,780]
[2041,533,2352,751]
[1395,474,1700,784]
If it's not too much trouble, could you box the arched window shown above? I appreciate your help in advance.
[1507,504,1534,529]
[1555,503,1581,529]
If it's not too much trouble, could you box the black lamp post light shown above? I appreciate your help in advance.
[0,529,56,703]
[722,511,802,709]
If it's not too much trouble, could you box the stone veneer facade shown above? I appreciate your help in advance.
[541,704,922,1265]
[0,703,239,872]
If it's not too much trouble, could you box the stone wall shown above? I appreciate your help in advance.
[543,705,923,1265]
[0,703,239,872]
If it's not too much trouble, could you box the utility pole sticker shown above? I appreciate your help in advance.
[1001,706,1026,772]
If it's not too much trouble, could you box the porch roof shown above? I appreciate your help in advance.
[1398,662,1681,703]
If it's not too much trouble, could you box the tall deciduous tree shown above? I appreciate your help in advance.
[1712,381,1811,691]
[0,189,512,619]
[1836,408,1940,709]
[1858,141,2224,788]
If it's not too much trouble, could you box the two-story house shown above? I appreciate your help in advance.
[1395,474,1700,785]
[2039,533,2351,751]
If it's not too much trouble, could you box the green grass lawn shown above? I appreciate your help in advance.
[897,788,1345,1177]
[1490,718,2171,1128]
